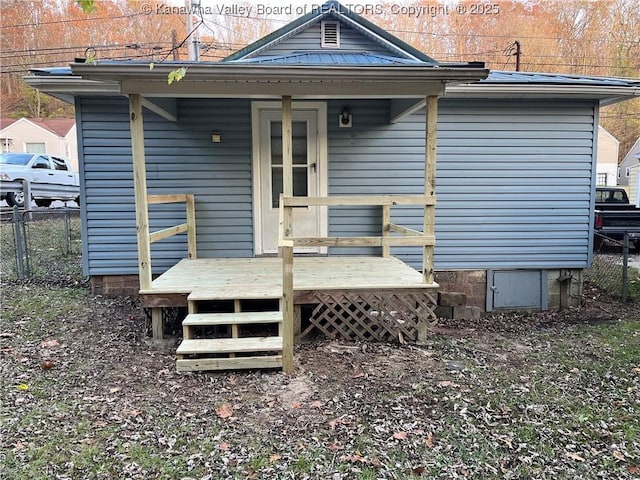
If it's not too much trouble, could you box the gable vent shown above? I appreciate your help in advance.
[321,21,340,48]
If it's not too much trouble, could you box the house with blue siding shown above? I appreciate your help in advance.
[26,1,640,372]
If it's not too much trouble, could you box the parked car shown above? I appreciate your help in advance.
[0,152,79,208]
[594,187,640,249]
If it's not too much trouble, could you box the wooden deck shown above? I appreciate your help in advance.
[140,256,437,305]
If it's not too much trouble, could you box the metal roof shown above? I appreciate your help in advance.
[28,66,638,89]
[230,51,422,65]
[481,71,638,87]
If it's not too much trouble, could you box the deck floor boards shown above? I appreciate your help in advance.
[142,256,437,300]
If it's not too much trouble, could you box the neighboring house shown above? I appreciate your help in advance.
[629,164,640,207]
[25,1,640,370]
[596,126,619,186]
[0,117,78,171]
[618,137,640,186]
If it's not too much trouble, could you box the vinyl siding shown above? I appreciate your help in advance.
[264,21,394,56]
[327,99,596,270]
[79,97,254,275]
[78,97,596,276]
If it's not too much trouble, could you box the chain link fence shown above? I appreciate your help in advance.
[2,207,638,304]
[1,207,84,284]
[585,232,639,303]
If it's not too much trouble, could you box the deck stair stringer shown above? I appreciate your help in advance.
[176,289,283,372]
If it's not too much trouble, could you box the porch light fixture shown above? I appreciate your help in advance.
[339,106,352,128]
[211,131,221,143]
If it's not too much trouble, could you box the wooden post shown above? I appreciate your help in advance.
[281,95,295,373]
[382,204,391,258]
[423,95,438,284]
[186,194,197,259]
[129,94,152,291]
[151,308,164,340]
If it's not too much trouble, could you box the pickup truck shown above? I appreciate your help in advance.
[594,187,640,249]
[0,152,79,208]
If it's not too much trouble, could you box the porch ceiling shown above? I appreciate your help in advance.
[70,62,489,98]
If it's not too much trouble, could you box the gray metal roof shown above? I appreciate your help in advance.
[230,51,421,65]
[28,66,638,89]
[482,71,638,87]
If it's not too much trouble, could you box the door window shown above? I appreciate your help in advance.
[270,121,309,208]
[52,157,69,171]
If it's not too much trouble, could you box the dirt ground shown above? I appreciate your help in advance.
[1,281,639,479]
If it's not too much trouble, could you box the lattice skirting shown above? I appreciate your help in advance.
[302,290,437,342]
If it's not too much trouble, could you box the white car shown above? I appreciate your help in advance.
[0,152,80,208]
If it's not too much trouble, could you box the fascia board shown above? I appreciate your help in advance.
[445,84,640,100]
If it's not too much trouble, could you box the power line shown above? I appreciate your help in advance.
[0,12,143,29]
[0,42,174,57]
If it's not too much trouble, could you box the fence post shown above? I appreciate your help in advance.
[21,179,31,209]
[12,206,25,278]
[622,233,629,303]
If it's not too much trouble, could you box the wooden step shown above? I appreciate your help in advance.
[177,355,282,372]
[176,336,283,355]
[188,288,282,301]
[183,311,282,327]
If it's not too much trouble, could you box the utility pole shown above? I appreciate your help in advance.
[185,0,200,61]
[171,29,179,60]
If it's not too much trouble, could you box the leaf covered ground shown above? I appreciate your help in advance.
[1,281,639,479]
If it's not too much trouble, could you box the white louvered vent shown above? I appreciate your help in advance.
[321,21,340,48]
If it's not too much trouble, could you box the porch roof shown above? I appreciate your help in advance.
[25,66,638,105]
[57,61,487,98]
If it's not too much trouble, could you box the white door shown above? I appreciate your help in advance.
[253,103,327,255]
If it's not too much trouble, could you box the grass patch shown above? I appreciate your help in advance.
[1,211,83,282]
[2,217,639,478]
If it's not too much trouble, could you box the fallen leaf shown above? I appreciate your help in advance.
[328,416,349,430]
[93,421,108,428]
[393,431,408,440]
[291,402,302,409]
[628,465,639,474]
[566,452,585,462]
[309,400,323,408]
[424,432,435,448]
[16,383,28,391]
[351,370,365,379]
[612,450,625,461]
[631,367,640,374]
[343,454,365,463]
[109,387,121,394]
[327,442,342,452]
[269,454,281,463]
[219,442,230,451]
[216,404,233,419]
[40,339,59,348]
[437,380,455,387]
[412,466,426,476]
[126,409,143,417]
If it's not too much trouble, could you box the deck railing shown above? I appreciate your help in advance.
[148,193,197,259]
[278,194,436,372]
[279,195,436,253]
